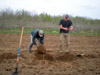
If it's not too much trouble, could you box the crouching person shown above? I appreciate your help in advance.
[28,29,44,52]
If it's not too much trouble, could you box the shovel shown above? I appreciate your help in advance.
[12,26,24,75]
[73,50,84,57]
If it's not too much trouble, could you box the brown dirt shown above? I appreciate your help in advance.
[37,45,46,54]
[0,34,100,75]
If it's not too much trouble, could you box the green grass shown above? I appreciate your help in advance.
[70,32,100,36]
[0,27,100,36]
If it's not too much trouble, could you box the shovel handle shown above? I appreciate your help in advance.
[19,26,24,48]
[17,26,24,63]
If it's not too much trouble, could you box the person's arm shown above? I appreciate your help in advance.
[60,25,69,31]
[40,35,44,44]
[32,34,37,46]
[69,21,73,31]
[32,36,36,45]
[70,26,73,31]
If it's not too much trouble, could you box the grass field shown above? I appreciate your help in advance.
[0,27,100,35]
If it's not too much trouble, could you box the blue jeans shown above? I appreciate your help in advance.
[28,35,33,51]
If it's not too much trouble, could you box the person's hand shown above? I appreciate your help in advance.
[70,26,73,31]
[70,28,73,31]
[64,28,69,31]
[60,25,68,31]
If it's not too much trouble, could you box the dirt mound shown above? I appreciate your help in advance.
[0,53,17,63]
[57,53,77,62]
[35,53,54,61]
[85,54,99,58]
[35,53,77,62]
[37,45,46,54]
[0,53,17,59]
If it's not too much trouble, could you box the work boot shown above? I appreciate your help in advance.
[66,50,70,54]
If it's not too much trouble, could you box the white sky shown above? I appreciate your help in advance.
[0,0,100,19]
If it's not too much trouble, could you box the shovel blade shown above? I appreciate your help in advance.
[77,54,84,57]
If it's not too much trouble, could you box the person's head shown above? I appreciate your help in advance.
[38,30,44,37]
[64,14,69,21]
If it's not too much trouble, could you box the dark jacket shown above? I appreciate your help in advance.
[31,29,44,45]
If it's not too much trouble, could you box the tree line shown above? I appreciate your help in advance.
[0,8,100,32]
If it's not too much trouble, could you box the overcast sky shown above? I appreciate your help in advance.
[0,0,100,19]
